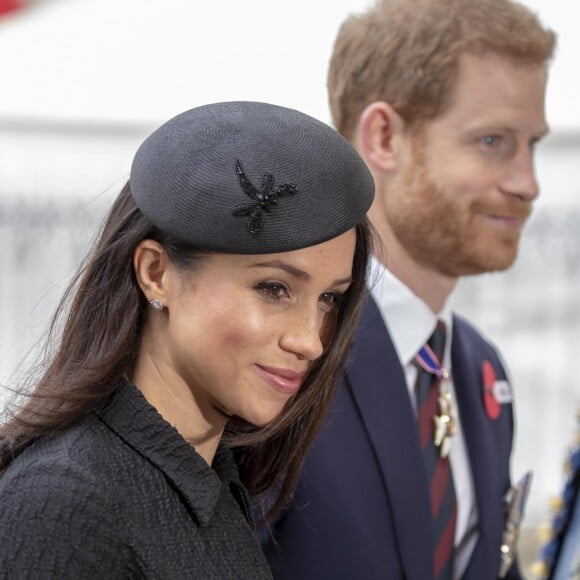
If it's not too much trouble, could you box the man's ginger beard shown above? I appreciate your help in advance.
[385,133,531,278]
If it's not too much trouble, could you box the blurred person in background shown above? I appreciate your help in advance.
[259,1,556,578]
[0,101,374,578]
[532,408,579,580]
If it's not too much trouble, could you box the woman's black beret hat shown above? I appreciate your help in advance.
[130,101,374,254]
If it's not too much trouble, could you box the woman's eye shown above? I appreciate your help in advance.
[255,281,290,302]
[319,292,343,313]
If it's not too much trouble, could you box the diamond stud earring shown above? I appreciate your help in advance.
[150,298,164,311]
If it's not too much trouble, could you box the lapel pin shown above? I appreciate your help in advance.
[482,360,501,420]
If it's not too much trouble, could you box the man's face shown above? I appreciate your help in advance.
[386,52,548,277]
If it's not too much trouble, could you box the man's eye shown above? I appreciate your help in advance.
[479,133,517,157]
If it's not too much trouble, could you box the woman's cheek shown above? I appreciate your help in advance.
[218,307,275,350]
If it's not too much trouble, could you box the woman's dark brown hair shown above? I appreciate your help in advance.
[0,183,373,519]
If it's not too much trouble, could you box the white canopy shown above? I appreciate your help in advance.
[0,0,577,130]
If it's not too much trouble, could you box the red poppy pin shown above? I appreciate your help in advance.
[482,360,501,420]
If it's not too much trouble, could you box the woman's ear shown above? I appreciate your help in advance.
[133,240,170,304]
[356,101,405,172]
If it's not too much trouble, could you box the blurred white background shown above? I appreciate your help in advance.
[1,0,578,571]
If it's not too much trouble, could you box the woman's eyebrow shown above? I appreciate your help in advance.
[250,261,310,280]
[250,261,352,286]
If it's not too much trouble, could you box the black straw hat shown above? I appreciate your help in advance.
[130,101,374,254]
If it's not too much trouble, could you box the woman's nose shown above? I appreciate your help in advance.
[279,308,325,361]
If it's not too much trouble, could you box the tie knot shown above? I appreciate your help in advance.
[428,320,447,363]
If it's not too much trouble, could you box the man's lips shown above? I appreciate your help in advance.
[255,365,306,395]
[486,214,525,227]
[480,210,531,230]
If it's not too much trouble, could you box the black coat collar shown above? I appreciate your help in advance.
[95,381,247,527]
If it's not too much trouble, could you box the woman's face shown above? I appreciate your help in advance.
[159,229,357,428]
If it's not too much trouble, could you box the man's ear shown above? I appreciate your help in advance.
[356,101,405,172]
[133,239,170,304]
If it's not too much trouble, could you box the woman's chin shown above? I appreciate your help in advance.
[241,405,285,429]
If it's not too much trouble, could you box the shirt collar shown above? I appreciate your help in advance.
[369,257,454,366]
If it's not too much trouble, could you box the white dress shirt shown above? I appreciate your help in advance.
[369,259,478,579]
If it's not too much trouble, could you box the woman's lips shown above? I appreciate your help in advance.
[255,365,305,395]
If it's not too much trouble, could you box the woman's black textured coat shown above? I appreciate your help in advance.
[0,382,272,579]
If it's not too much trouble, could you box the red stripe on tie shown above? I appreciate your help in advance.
[430,457,451,517]
[418,381,439,447]
[434,504,457,579]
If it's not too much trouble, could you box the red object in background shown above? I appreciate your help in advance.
[0,0,24,17]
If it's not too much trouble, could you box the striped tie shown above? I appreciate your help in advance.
[415,321,457,580]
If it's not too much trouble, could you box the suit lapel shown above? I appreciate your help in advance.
[451,319,497,578]
[347,297,433,579]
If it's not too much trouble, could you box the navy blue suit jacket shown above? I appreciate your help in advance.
[261,296,521,579]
